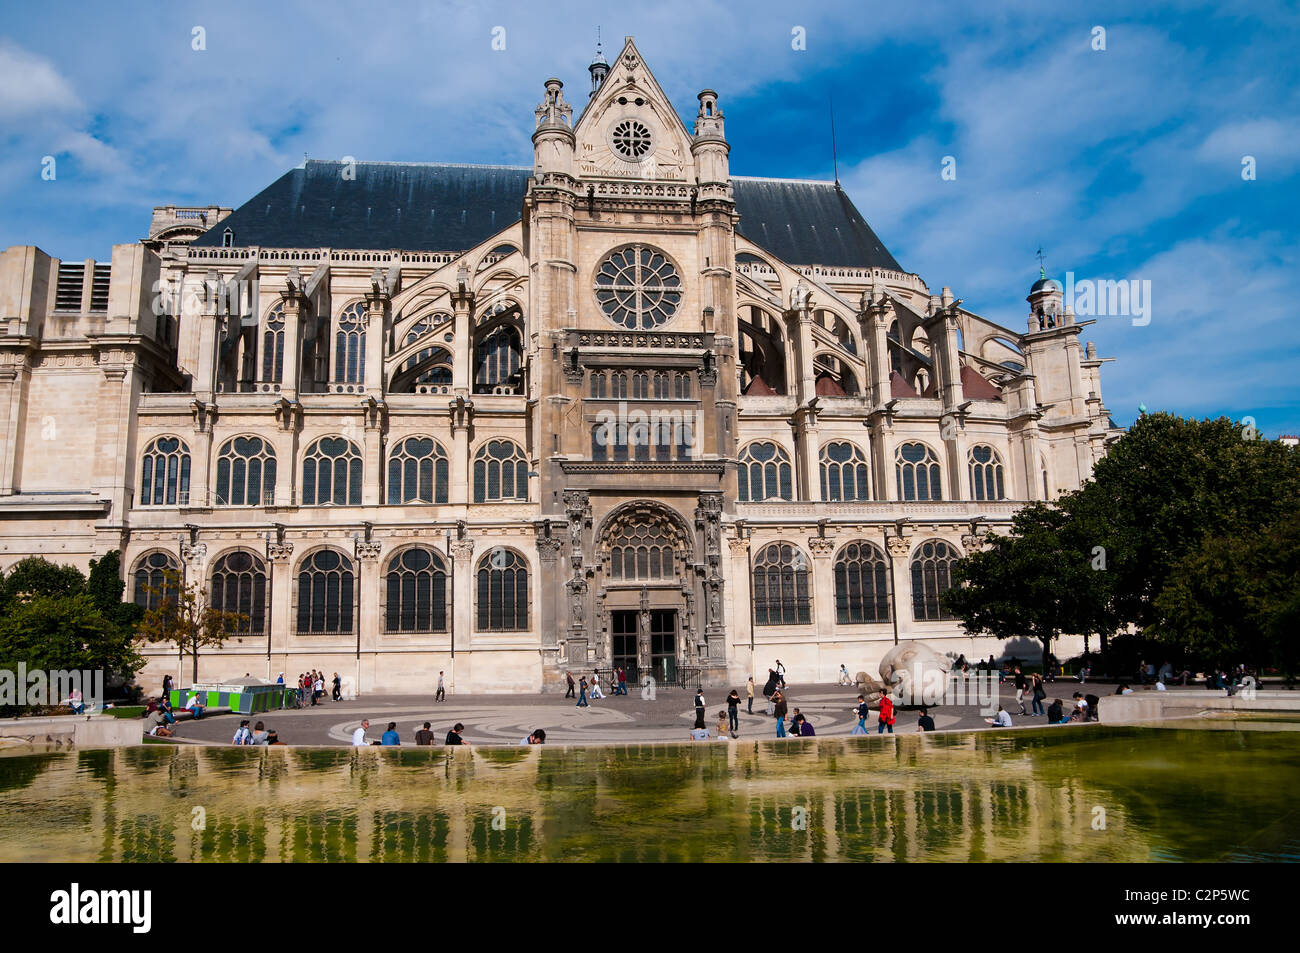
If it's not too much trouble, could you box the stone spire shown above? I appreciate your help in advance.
[588,31,609,98]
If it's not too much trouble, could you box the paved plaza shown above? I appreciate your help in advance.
[165,678,1108,746]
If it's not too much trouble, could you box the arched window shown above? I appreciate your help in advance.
[296,549,355,633]
[674,372,691,399]
[896,442,942,501]
[911,540,958,621]
[210,550,268,635]
[215,436,277,506]
[631,371,649,399]
[611,371,628,399]
[476,549,528,631]
[334,301,367,384]
[385,548,448,633]
[133,551,179,611]
[834,541,890,624]
[590,371,606,398]
[653,371,669,399]
[473,440,528,502]
[387,436,449,504]
[474,325,522,394]
[261,303,284,383]
[399,313,453,386]
[608,517,676,581]
[140,436,191,506]
[752,543,812,625]
[301,437,362,506]
[969,445,1006,501]
[738,442,793,502]
[820,441,870,501]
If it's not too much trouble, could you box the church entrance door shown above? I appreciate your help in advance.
[649,610,677,683]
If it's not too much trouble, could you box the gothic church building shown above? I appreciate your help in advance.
[0,39,1118,692]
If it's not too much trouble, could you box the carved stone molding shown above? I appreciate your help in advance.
[449,539,476,560]
[961,533,987,554]
[355,540,383,561]
[180,542,207,565]
[885,535,911,560]
[726,537,750,557]
[807,537,836,557]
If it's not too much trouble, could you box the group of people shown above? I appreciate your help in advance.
[140,691,208,737]
[348,719,545,747]
[567,668,629,706]
[276,670,338,707]
[232,720,285,745]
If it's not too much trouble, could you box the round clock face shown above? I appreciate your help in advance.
[610,119,653,160]
[594,245,681,330]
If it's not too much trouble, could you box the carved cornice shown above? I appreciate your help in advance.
[267,542,295,561]
[449,539,476,560]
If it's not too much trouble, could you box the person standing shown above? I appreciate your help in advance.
[414,722,435,745]
[332,672,341,702]
[1013,667,1029,715]
[726,690,741,734]
[746,677,755,714]
[351,719,371,746]
[693,688,706,729]
[381,722,401,746]
[576,676,589,708]
[565,671,576,699]
[772,690,787,727]
[850,695,870,734]
[775,660,787,690]
[589,671,605,700]
[616,666,628,695]
[1030,673,1046,716]
[162,673,173,700]
[435,671,446,702]
[877,693,896,734]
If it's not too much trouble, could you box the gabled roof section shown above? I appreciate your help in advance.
[731,177,903,271]
[191,160,531,251]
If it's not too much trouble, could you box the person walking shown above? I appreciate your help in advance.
[589,671,605,700]
[331,672,341,702]
[775,660,787,690]
[435,671,446,702]
[746,677,755,714]
[772,691,788,736]
[850,695,870,734]
[565,671,576,699]
[1030,673,1046,716]
[616,666,628,695]
[726,690,741,734]
[838,664,852,686]
[162,673,172,700]
[1013,667,1028,715]
[877,693,896,734]
[693,688,706,729]
[576,676,589,708]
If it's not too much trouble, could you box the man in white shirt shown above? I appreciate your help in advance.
[985,707,1013,728]
[351,719,371,746]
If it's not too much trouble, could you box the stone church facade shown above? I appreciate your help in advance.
[0,39,1118,692]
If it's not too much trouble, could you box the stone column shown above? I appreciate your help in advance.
[449,537,476,686]
[361,398,385,506]
[451,264,473,396]
[267,541,295,668]
[188,400,217,506]
[354,538,383,692]
[363,277,387,400]
[792,406,821,501]
[726,535,753,675]
[278,275,306,401]
[449,397,473,504]
[807,536,837,652]
[886,533,913,638]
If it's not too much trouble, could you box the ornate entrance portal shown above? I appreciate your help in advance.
[611,607,677,681]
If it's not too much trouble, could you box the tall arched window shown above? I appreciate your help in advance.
[611,371,628,399]
[834,541,890,624]
[296,549,355,633]
[140,436,191,506]
[473,440,528,502]
[261,303,284,384]
[653,371,669,399]
[608,517,676,581]
[399,313,452,385]
[738,442,793,502]
[385,548,448,633]
[820,441,870,501]
[133,551,179,611]
[476,550,528,631]
[911,540,958,621]
[210,550,268,635]
[215,436,277,506]
[301,437,362,506]
[969,445,1006,501]
[334,301,367,384]
[631,371,649,399]
[896,442,942,501]
[474,325,522,394]
[752,542,812,625]
[590,371,606,398]
[387,436,449,504]
[674,372,691,399]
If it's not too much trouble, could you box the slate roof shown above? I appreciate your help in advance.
[193,160,903,270]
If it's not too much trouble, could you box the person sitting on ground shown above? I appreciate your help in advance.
[916,706,936,732]
[689,724,711,741]
[1116,683,1133,695]
[414,721,435,745]
[520,729,546,745]
[985,706,1013,728]
[351,719,371,746]
[445,723,469,746]
[1069,693,1089,722]
[266,730,284,745]
[68,688,85,715]
[1047,699,1067,724]
[233,720,253,745]
[381,722,401,746]
[715,710,731,739]
[797,713,816,737]
[251,720,269,745]
[143,708,172,736]
[1154,679,1167,692]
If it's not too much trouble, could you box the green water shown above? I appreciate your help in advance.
[1,723,1297,862]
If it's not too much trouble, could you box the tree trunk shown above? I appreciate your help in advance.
[191,640,199,684]
[1042,635,1052,675]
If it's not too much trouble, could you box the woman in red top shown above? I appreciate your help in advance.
[878,694,896,734]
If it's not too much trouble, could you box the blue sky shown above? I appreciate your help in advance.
[2,0,1297,435]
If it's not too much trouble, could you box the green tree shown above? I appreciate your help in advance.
[135,569,246,684]
[944,502,1118,671]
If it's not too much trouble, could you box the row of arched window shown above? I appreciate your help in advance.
[132,546,529,634]
[737,441,1008,503]
[140,435,529,507]
[750,539,958,624]
[590,370,692,400]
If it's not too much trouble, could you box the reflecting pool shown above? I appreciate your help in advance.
[1,722,1297,862]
